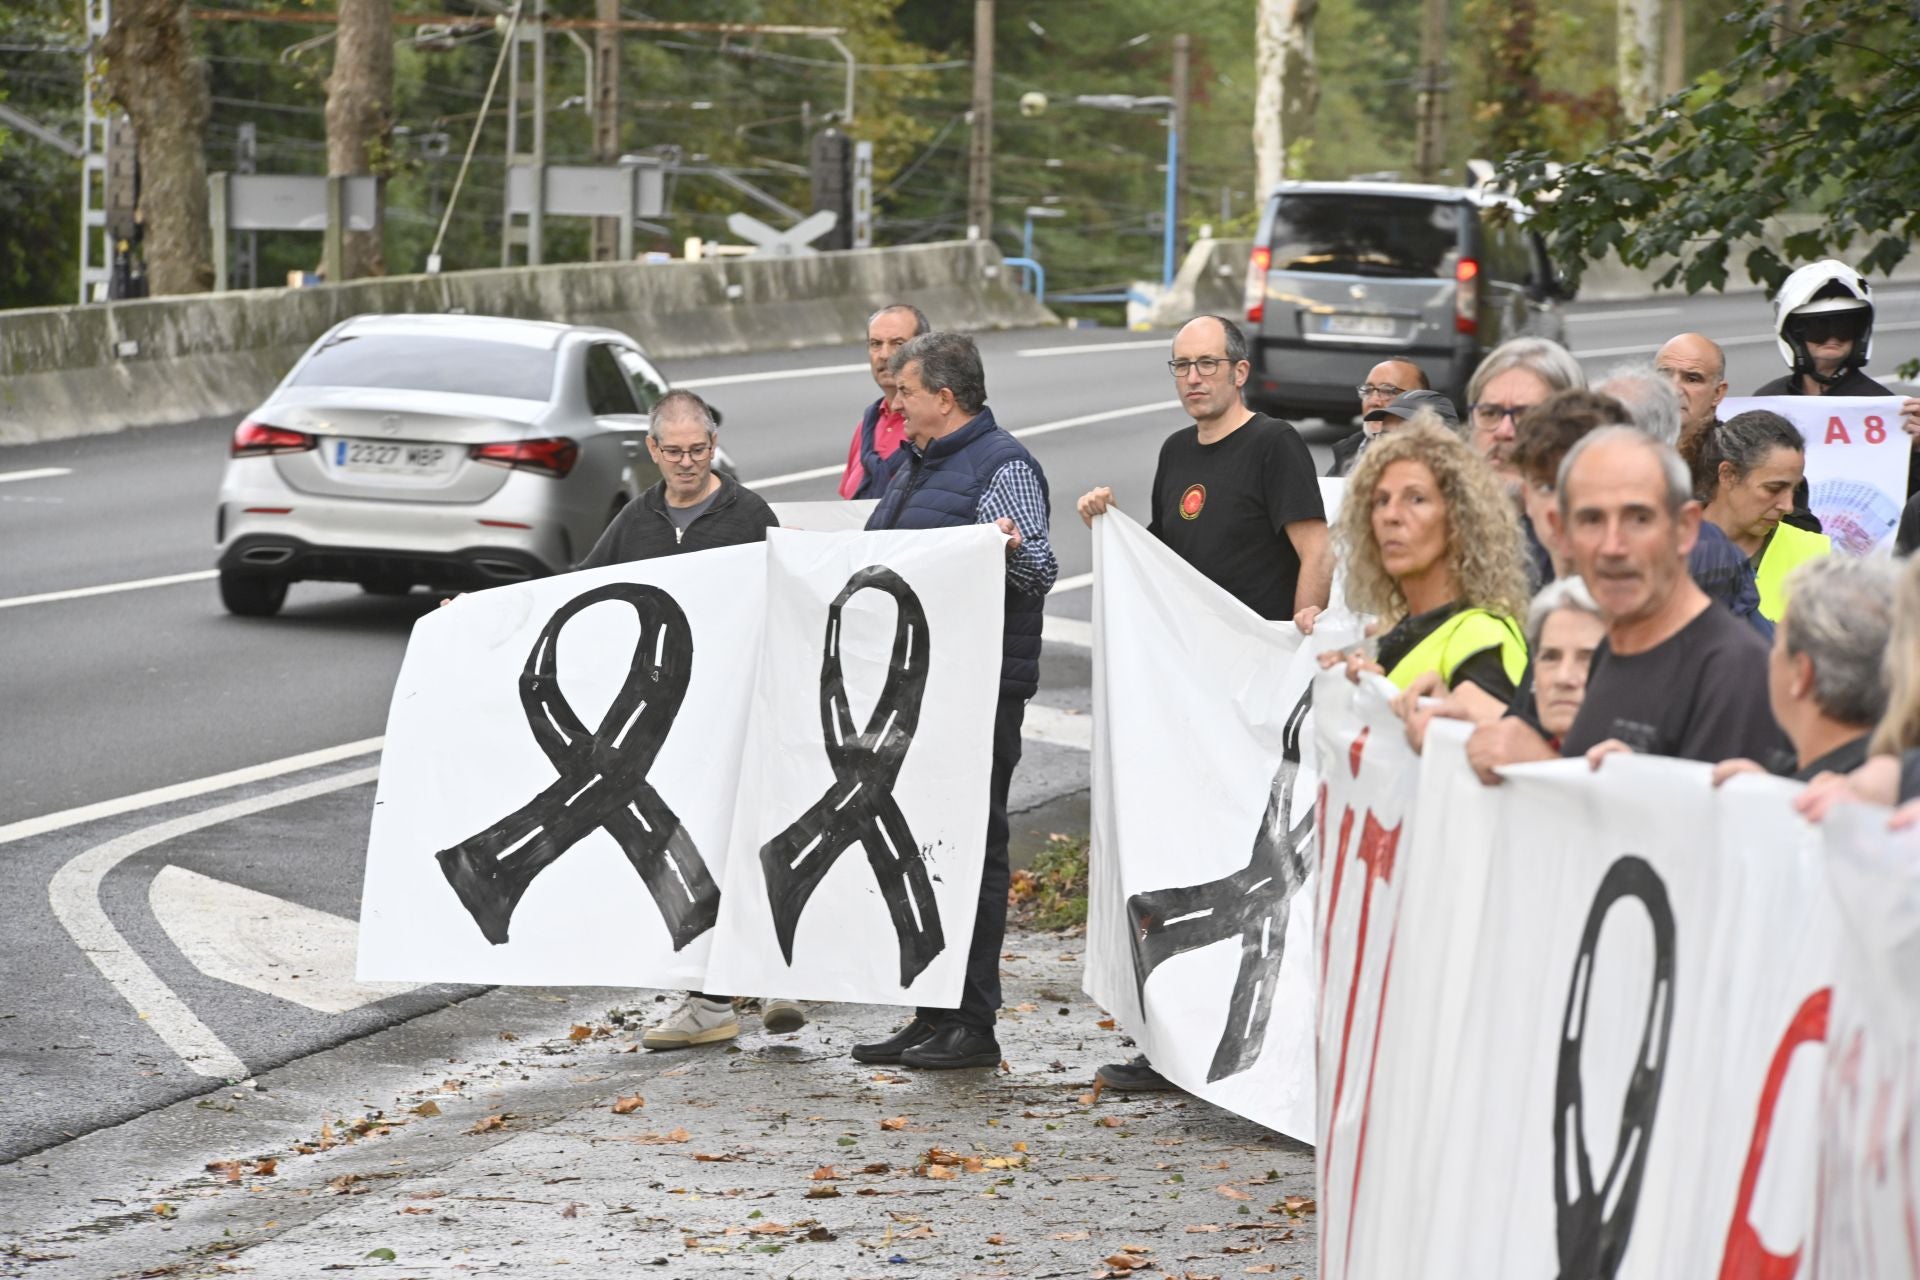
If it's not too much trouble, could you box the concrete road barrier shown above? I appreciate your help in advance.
[0,242,1055,446]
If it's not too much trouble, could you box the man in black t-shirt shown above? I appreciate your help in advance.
[1466,428,1787,782]
[1078,315,1330,620]
[1075,315,1330,1094]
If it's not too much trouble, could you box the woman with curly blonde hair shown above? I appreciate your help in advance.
[1304,419,1532,704]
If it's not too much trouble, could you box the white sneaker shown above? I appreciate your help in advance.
[761,998,808,1034]
[642,996,739,1050]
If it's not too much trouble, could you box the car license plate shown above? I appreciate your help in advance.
[1321,313,1397,338]
[332,438,455,477]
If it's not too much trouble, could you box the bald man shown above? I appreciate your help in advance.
[1654,333,1728,455]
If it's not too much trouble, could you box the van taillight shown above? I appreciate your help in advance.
[231,420,316,457]
[471,437,579,478]
[1244,246,1271,325]
[1455,257,1480,335]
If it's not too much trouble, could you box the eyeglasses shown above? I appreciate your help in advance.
[1469,402,1532,426]
[1356,383,1406,399]
[655,443,713,462]
[1168,356,1232,377]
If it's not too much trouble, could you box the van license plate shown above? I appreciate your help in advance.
[334,439,455,476]
[1322,314,1396,338]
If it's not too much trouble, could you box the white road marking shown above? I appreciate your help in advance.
[1016,338,1170,357]
[1042,615,1093,650]
[0,736,384,846]
[150,865,419,1015]
[1564,307,1681,323]
[47,766,380,1079]
[1575,318,1920,360]
[0,569,217,612]
[0,467,72,483]
[676,362,868,388]
[1022,702,1092,751]
[743,399,1180,489]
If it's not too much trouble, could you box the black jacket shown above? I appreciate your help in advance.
[1327,430,1366,478]
[574,472,777,568]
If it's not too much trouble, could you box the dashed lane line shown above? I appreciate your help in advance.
[0,736,384,846]
[47,765,381,1079]
[1015,338,1171,358]
[0,467,73,484]
[675,362,868,389]
[0,569,217,612]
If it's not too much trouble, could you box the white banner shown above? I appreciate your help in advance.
[360,527,1004,1006]
[1719,395,1912,554]
[1314,674,1842,1279]
[1084,508,1359,1141]
[706,525,1005,1005]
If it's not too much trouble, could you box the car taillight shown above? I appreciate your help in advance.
[231,419,315,457]
[1244,245,1271,325]
[1455,257,1480,335]
[470,437,579,478]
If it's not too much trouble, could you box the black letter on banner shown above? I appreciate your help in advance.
[1126,685,1315,1082]
[436,582,719,949]
[759,565,940,988]
[1552,854,1677,1280]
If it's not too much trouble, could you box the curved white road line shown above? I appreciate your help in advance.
[46,765,380,1080]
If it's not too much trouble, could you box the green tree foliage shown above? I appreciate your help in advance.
[0,0,83,309]
[1501,0,1920,296]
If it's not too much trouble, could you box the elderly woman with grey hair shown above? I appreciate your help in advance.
[1715,554,1896,785]
[1523,576,1606,749]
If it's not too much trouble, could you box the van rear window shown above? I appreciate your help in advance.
[1267,196,1461,279]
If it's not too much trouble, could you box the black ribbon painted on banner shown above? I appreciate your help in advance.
[436,582,719,949]
[1551,854,1676,1280]
[1126,684,1315,1082]
[759,565,941,988]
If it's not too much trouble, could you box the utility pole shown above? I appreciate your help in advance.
[1411,0,1449,183]
[1171,33,1189,267]
[590,0,620,261]
[966,0,993,242]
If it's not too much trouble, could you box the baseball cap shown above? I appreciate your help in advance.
[1363,388,1460,430]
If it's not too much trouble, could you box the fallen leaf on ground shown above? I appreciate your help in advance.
[411,1100,441,1118]
[1013,1002,1039,1013]
[859,1162,891,1174]
[1102,1253,1150,1270]
[560,1202,582,1219]
[804,1186,840,1199]
[1097,1018,1117,1030]
[1121,1244,1152,1254]
[568,1024,593,1041]
[400,1206,433,1215]
[635,1128,692,1144]
[152,1204,176,1219]
[897,1226,935,1240]
[611,1094,644,1115]
[870,1071,908,1084]
[1051,1230,1090,1240]
[1244,1266,1277,1274]
[204,1160,243,1183]
[1186,1224,1222,1232]
[1012,1141,1027,1153]
[469,1114,508,1134]
[986,1234,1006,1245]
[498,1031,517,1041]
[693,1152,740,1163]
[924,1165,955,1180]
[880,1115,909,1131]
[1215,1184,1252,1201]
[1281,1196,1316,1216]
[1097,1116,1127,1128]
[252,1158,277,1177]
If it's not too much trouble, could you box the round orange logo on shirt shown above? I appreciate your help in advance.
[1179,483,1206,520]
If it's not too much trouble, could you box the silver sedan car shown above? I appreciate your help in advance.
[215,313,731,616]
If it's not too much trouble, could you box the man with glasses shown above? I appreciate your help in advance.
[574,390,802,1050]
[1075,314,1329,1094]
[1328,358,1431,478]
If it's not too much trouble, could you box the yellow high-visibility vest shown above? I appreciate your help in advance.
[1384,607,1529,692]
[1754,522,1833,623]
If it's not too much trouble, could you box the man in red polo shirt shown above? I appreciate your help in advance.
[838,303,929,500]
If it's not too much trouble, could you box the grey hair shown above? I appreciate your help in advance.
[1525,574,1602,654]
[868,303,931,336]
[1593,365,1684,447]
[1467,336,1587,415]
[648,388,717,440]
[1557,425,1694,519]
[1180,315,1249,367]
[1699,409,1807,487]
[1782,555,1896,728]
[889,332,987,415]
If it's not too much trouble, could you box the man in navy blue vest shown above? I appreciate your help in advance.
[837,303,929,500]
[850,331,1058,1071]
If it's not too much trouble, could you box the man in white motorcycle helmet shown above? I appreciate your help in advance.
[1752,259,1920,550]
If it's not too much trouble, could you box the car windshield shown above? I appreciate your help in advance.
[1267,195,1462,279]
[290,334,557,401]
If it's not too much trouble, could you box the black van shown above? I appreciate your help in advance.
[1241,181,1572,422]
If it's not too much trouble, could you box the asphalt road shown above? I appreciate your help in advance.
[3,288,1917,1166]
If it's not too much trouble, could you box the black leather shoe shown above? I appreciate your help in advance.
[851,1017,942,1064]
[900,1021,1002,1070]
[1095,1054,1178,1092]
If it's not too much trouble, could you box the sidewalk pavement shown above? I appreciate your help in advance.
[0,931,1316,1280]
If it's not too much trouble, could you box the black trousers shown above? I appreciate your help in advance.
[918,693,1025,1034]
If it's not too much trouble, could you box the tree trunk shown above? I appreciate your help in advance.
[1617,0,1662,122]
[326,0,393,280]
[99,0,212,296]
[1253,0,1320,199]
